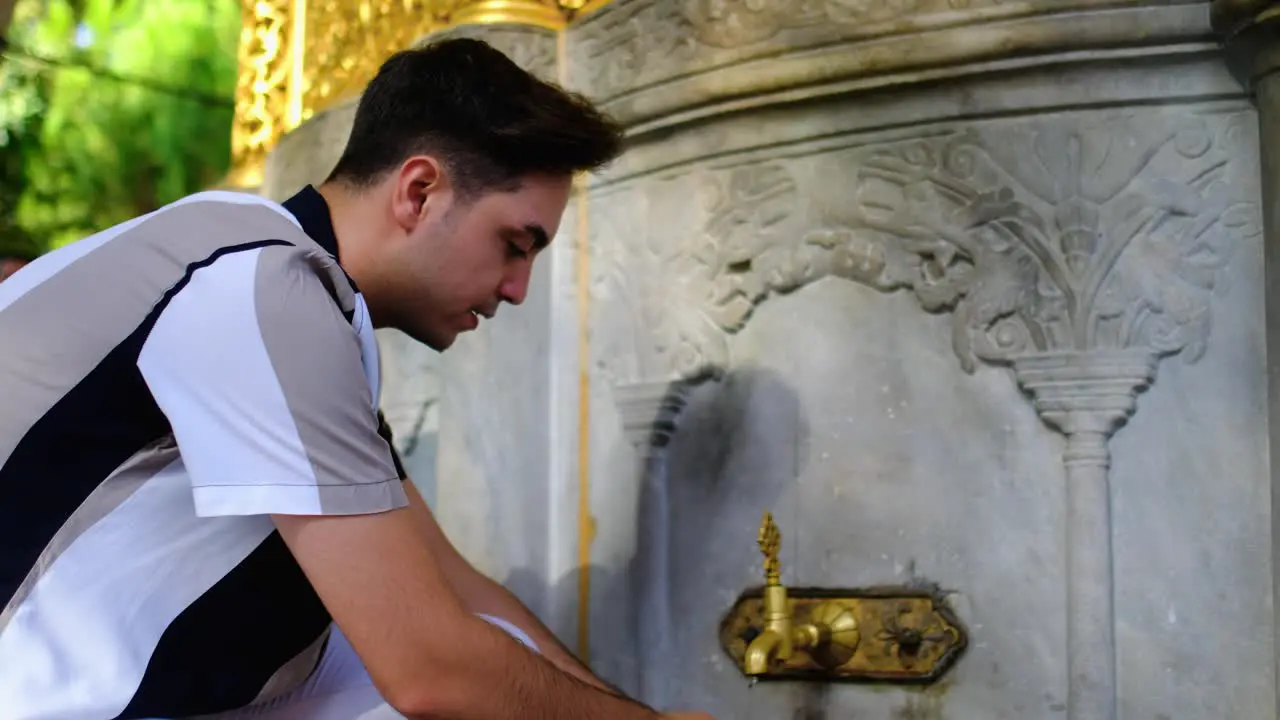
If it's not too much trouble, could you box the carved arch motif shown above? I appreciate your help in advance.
[630,111,1260,382]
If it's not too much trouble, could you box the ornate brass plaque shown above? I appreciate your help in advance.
[719,512,967,683]
[719,586,968,683]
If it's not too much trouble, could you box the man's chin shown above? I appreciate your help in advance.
[425,333,457,352]
[403,326,457,352]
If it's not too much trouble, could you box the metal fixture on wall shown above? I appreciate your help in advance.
[719,512,968,683]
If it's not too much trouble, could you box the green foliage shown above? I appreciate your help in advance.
[0,0,240,253]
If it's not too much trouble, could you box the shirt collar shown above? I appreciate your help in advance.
[281,184,341,260]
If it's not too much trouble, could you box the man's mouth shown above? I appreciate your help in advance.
[465,308,495,328]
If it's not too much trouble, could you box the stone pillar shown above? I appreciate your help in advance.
[420,22,577,640]
[1213,0,1280,705]
[611,378,711,696]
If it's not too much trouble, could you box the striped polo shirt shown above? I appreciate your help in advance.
[0,186,409,718]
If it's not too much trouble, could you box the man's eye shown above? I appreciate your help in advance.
[507,241,530,258]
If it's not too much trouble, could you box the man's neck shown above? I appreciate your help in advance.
[315,182,393,327]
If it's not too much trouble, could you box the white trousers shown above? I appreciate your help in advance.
[205,615,538,720]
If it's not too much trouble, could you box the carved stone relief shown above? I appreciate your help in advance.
[592,107,1260,720]
[569,0,1036,99]
[597,110,1259,384]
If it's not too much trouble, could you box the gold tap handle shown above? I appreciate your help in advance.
[758,511,781,586]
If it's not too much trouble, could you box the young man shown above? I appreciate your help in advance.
[0,39,714,720]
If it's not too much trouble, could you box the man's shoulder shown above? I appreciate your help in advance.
[152,191,312,243]
[121,192,341,294]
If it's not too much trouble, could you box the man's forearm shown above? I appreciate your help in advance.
[401,613,658,720]
[454,568,629,697]
[275,507,659,720]
[396,482,638,703]
[402,481,627,697]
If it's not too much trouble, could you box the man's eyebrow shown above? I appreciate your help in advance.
[526,224,550,250]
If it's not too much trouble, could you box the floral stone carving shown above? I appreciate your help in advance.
[708,112,1258,374]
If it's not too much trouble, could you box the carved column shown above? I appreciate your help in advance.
[1013,349,1156,719]
[612,377,716,701]
[612,381,682,695]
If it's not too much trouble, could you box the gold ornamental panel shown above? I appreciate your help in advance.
[302,1,446,123]
[302,0,586,116]
[228,0,305,189]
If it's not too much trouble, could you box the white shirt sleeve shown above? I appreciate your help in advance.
[137,242,406,518]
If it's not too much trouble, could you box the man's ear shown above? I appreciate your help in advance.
[391,156,448,232]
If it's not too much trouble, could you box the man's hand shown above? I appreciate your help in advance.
[273,508,661,719]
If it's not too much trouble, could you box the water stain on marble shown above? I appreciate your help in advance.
[892,693,945,720]
[791,684,830,720]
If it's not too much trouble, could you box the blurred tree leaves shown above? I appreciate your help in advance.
[0,0,239,254]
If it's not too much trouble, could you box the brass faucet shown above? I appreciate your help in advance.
[742,512,859,676]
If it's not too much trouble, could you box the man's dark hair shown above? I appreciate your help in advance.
[327,38,624,194]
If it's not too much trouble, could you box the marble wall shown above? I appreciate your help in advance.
[261,2,1276,717]
[582,100,1269,720]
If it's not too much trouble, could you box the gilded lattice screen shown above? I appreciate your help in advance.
[228,0,302,188]
[301,1,446,123]
[227,0,595,188]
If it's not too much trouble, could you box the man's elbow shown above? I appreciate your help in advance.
[381,683,452,720]
[380,672,487,720]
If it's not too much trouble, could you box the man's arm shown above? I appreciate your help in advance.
[273,507,659,719]
[400,481,626,696]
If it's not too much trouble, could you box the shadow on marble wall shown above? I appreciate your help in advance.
[502,366,814,709]
[644,366,810,702]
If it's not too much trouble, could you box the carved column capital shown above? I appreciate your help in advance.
[615,381,692,454]
[1012,349,1158,438]
[1213,0,1280,87]
[614,372,725,455]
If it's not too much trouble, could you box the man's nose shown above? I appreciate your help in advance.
[498,264,532,306]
